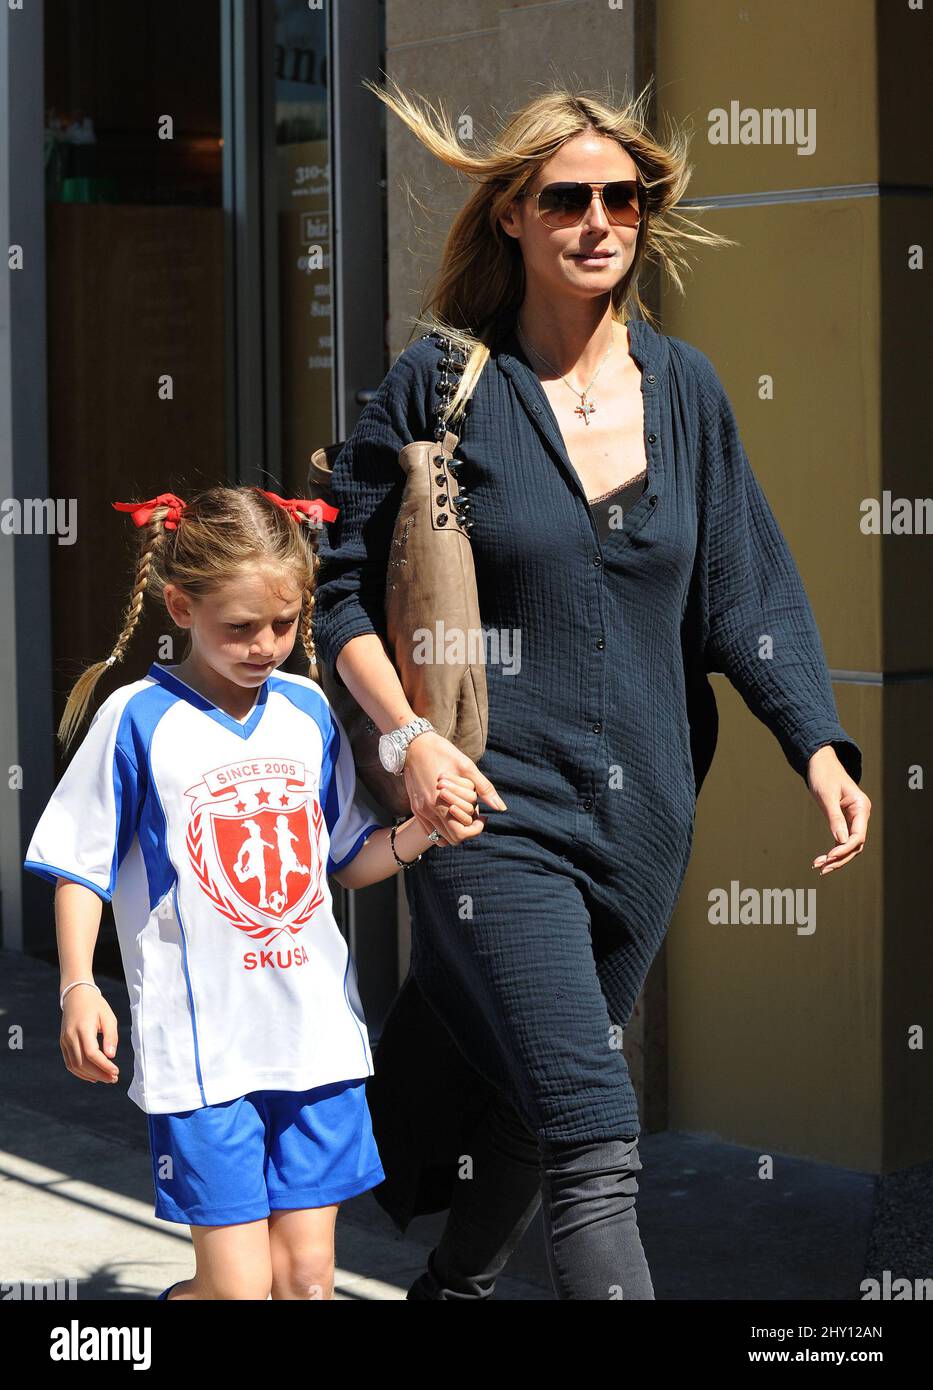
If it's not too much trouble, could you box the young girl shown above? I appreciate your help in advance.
[22,484,486,1301]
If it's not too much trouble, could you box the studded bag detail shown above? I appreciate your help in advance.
[307,332,488,819]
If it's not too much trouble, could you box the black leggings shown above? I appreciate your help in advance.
[406,1090,655,1301]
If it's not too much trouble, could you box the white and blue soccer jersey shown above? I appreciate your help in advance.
[24,663,384,1114]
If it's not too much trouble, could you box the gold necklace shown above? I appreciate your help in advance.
[516,319,615,426]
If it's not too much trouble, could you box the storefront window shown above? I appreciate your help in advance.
[274,0,334,491]
[42,0,225,708]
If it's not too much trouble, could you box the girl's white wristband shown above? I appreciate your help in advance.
[60,980,101,1011]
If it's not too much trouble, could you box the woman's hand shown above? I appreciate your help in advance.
[403,731,507,847]
[806,746,871,875]
[61,989,120,1084]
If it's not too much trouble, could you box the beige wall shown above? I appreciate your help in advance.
[384,0,931,1173]
[658,0,931,1173]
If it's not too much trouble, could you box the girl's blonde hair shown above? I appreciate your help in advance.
[364,73,736,425]
[58,486,320,752]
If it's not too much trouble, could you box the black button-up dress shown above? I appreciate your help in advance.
[313,317,862,1226]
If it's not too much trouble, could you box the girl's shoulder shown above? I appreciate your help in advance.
[62,674,160,767]
[268,667,326,697]
[92,674,163,725]
[267,669,353,750]
[267,668,338,719]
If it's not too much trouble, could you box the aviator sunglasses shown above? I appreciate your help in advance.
[516,178,645,230]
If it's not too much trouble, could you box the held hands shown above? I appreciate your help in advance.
[806,746,871,875]
[403,731,507,848]
[61,989,120,1084]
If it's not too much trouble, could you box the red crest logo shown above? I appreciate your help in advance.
[184,758,326,942]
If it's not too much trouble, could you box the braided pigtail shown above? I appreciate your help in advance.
[298,581,317,677]
[295,518,322,679]
[57,509,172,752]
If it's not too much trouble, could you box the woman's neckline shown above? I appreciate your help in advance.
[501,315,645,373]
[587,468,648,506]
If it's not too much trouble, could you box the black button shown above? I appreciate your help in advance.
[593,555,602,567]
[647,373,656,382]
[648,432,657,444]
[592,721,602,733]
[582,798,594,812]
[437,514,448,525]
[649,494,657,505]
[595,637,605,650]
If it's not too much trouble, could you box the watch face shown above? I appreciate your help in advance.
[379,733,400,773]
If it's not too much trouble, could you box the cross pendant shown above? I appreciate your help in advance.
[575,396,596,425]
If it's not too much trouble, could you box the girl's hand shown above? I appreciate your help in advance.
[61,990,120,1084]
[806,746,871,875]
[403,731,506,847]
[435,773,482,828]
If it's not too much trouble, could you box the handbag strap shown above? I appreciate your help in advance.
[309,331,473,535]
[421,330,472,538]
[421,330,466,442]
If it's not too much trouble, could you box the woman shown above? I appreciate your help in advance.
[312,79,871,1300]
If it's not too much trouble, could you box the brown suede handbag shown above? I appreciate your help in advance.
[306,333,488,820]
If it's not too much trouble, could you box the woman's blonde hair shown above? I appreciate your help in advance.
[57,486,320,751]
[364,73,736,425]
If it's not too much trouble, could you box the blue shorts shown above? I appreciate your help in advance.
[147,1079,386,1226]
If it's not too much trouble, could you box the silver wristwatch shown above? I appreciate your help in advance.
[378,716,435,775]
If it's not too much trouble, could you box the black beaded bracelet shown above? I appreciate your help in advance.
[390,820,423,869]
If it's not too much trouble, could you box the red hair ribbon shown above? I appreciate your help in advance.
[112,493,188,531]
[257,489,339,526]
